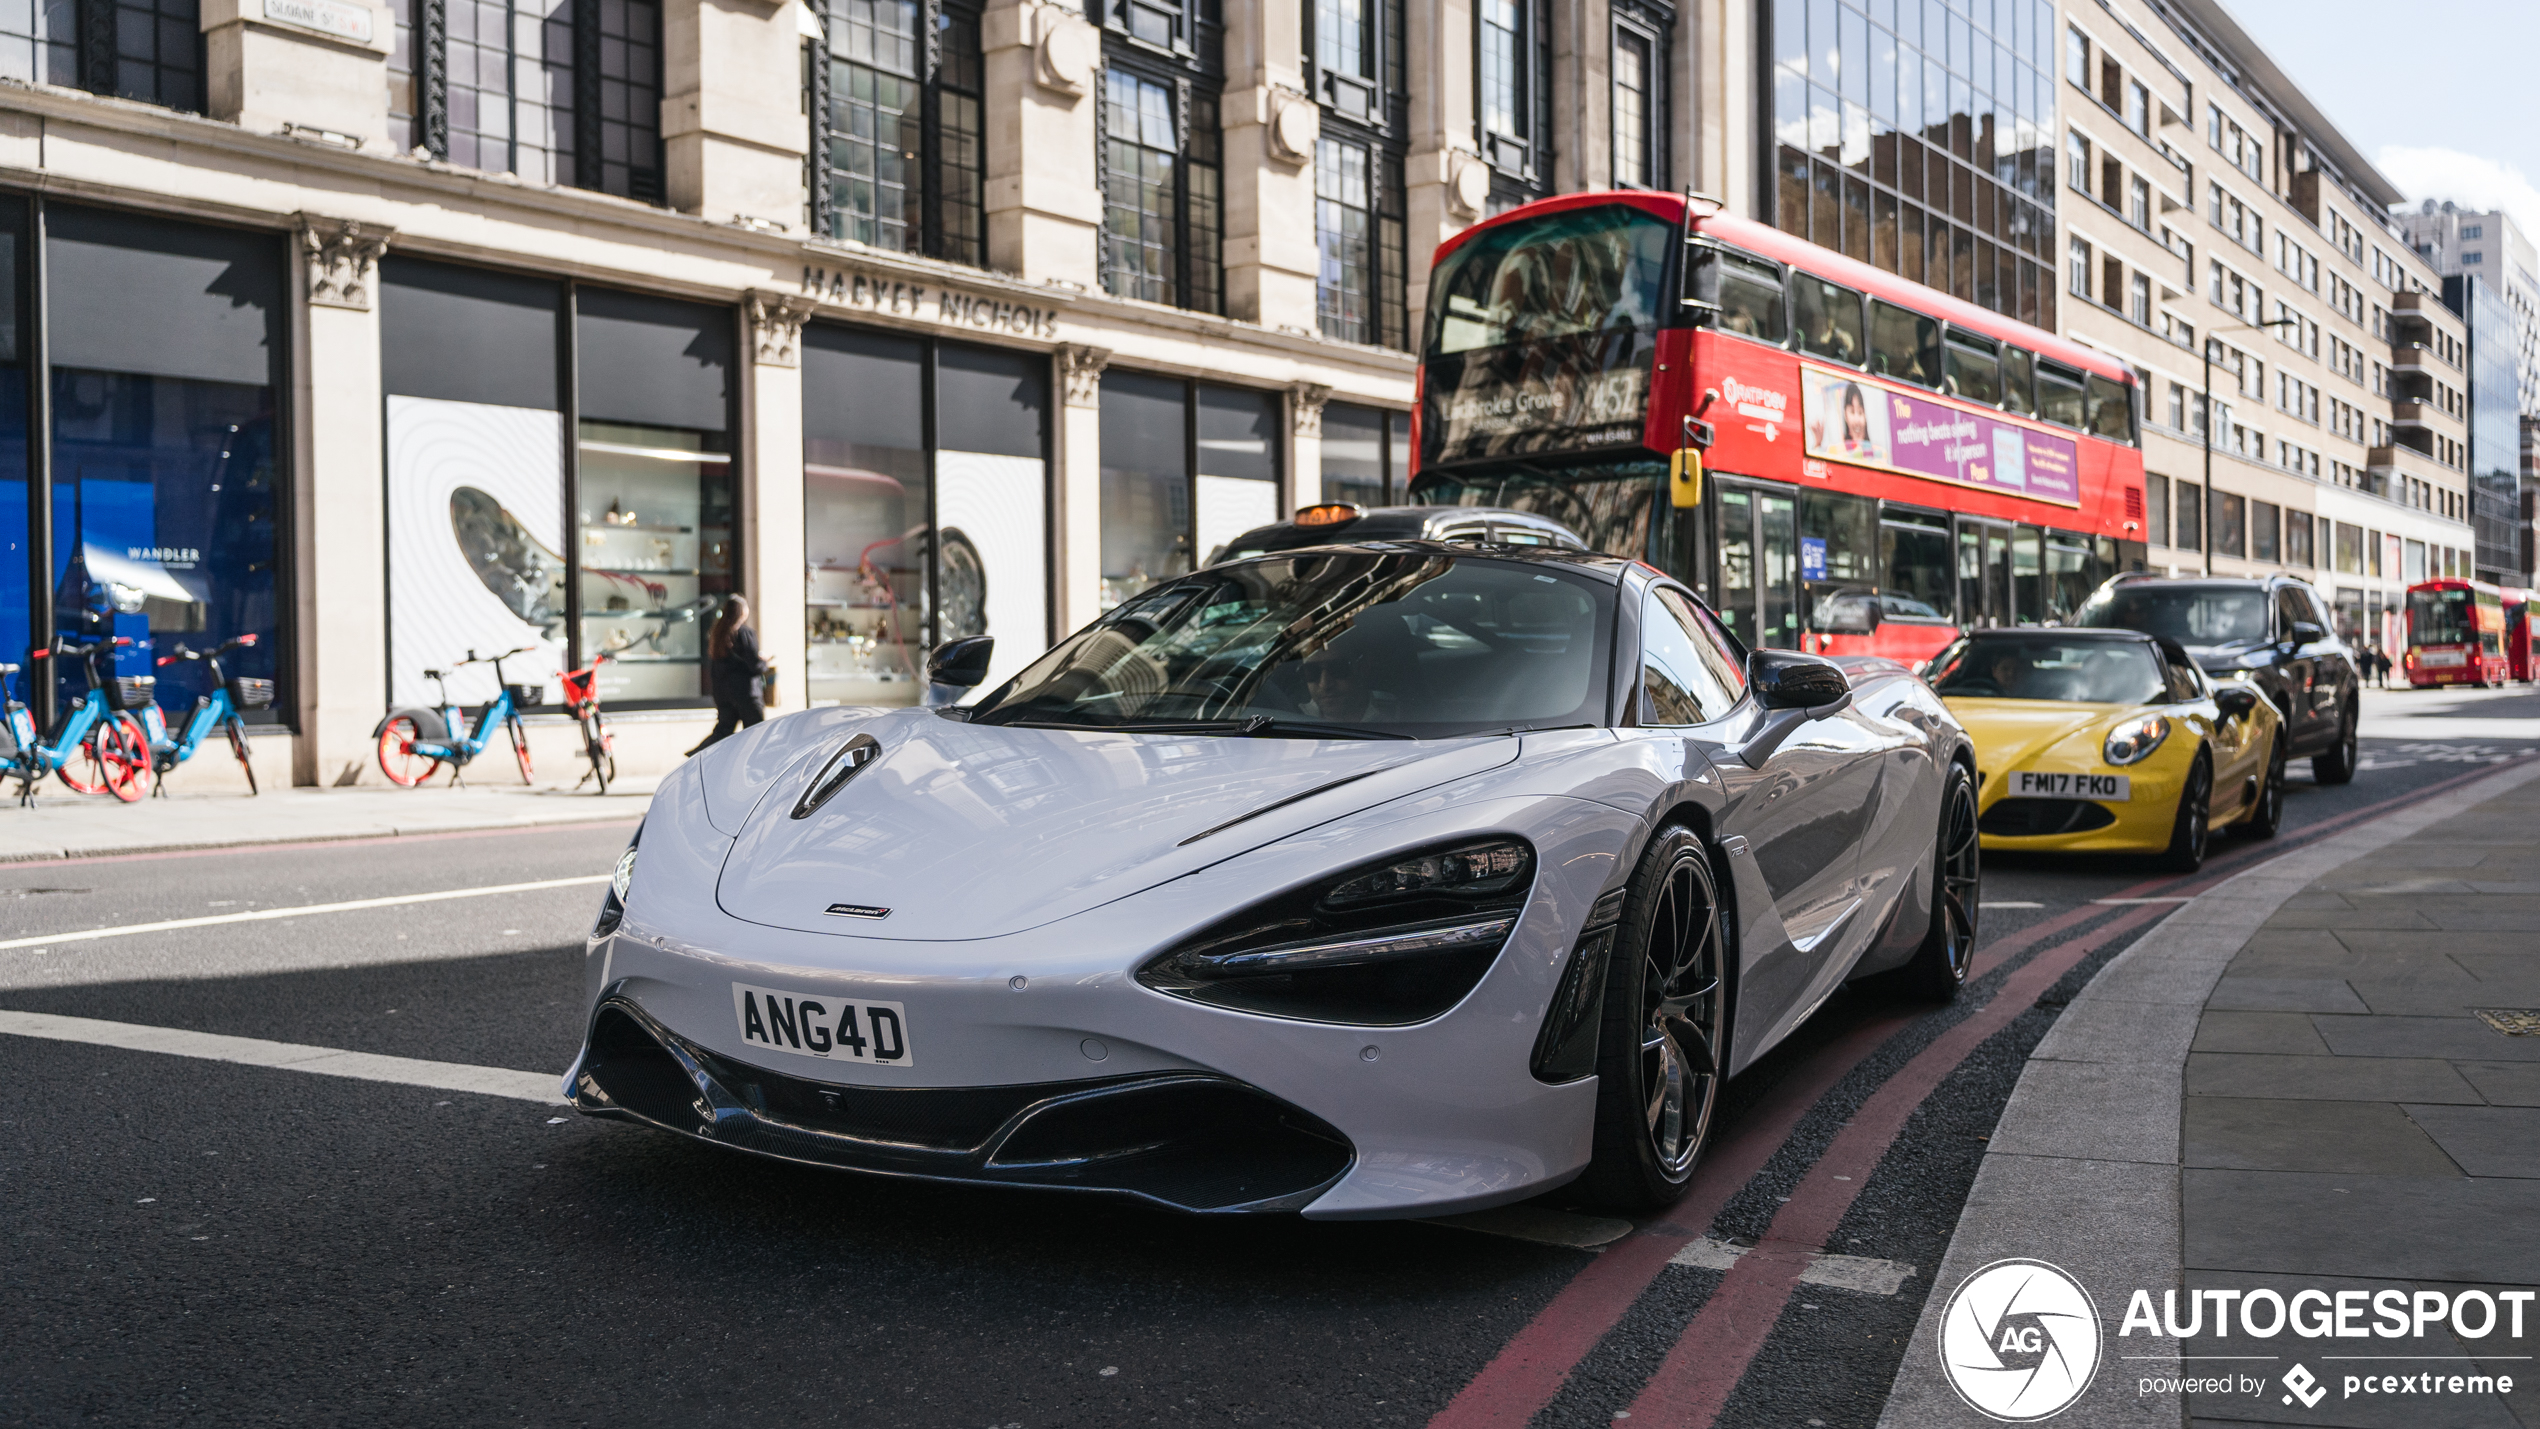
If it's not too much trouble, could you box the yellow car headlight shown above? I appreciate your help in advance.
[2103,714,2171,766]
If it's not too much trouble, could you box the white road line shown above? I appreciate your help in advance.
[1667,1237,1918,1295]
[2090,896,2195,905]
[1980,901,2043,909]
[0,1008,564,1103]
[0,874,610,950]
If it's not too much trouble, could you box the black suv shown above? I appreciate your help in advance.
[2073,574,2361,784]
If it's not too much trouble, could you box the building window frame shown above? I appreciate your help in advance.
[399,0,665,201]
[1609,5,1668,190]
[1098,63,1224,315]
[1307,0,1408,347]
[1474,0,1551,200]
[808,0,988,266]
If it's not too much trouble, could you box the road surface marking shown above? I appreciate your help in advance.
[0,874,610,950]
[1666,1239,1916,1295]
[2091,896,2194,904]
[0,1009,565,1103]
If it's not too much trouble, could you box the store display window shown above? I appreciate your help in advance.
[1098,374,1283,609]
[1320,402,1407,507]
[802,325,1048,704]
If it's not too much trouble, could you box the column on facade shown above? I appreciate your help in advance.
[1687,0,1747,212]
[295,216,394,787]
[1403,0,1484,326]
[1288,383,1331,510]
[662,0,811,228]
[1220,0,1321,329]
[983,0,1103,286]
[1550,0,1609,194]
[203,0,396,148]
[1055,344,1110,634]
[745,293,816,710]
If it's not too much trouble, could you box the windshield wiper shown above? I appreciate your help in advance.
[1063,716,1413,740]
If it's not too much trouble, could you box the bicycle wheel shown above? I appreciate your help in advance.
[97,714,152,802]
[509,716,534,785]
[56,717,111,795]
[226,719,259,797]
[579,711,611,795]
[377,715,442,787]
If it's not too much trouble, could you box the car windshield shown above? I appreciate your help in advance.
[1928,636,2165,704]
[2073,585,2272,646]
[2409,588,2473,646]
[966,553,1617,738]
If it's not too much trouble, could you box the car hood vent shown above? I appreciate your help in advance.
[793,734,882,819]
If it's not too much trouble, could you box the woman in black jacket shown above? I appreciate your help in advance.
[687,594,764,754]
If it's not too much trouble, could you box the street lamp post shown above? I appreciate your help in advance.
[2201,317,2302,577]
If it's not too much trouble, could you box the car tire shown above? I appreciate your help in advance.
[1899,762,1979,1001]
[1576,826,1729,1212]
[2310,702,2358,786]
[2238,736,2285,839]
[2160,752,2213,873]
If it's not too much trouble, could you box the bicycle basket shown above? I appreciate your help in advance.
[110,675,157,711]
[507,683,546,709]
[226,676,276,711]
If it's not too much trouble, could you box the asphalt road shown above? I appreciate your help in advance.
[2,691,2531,1429]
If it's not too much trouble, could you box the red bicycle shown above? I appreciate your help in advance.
[559,649,616,794]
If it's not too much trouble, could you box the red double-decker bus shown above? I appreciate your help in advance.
[1409,193,2148,662]
[2404,578,2513,687]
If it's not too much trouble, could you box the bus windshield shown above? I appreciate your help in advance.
[1427,205,1674,355]
[2410,588,2474,646]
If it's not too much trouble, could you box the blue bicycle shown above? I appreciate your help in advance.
[144,633,272,796]
[0,635,155,804]
[375,646,539,787]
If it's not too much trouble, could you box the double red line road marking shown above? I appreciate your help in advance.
[1431,756,2530,1429]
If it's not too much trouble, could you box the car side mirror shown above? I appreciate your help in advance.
[1749,649,1851,712]
[1812,589,1881,636]
[927,636,995,689]
[2290,620,2325,645]
[2215,686,2260,719]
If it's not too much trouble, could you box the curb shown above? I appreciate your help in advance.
[1875,757,2540,1429]
[0,806,647,865]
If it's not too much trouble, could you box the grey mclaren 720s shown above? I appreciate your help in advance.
[566,542,1980,1218]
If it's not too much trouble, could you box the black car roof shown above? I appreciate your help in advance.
[1211,539,1635,582]
[1959,626,2157,643]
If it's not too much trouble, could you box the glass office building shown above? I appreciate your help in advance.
[1767,0,2058,327]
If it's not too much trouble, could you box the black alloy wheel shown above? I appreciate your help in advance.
[2239,736,2285,839]
[2312,700,2359,786]
[1901,763,1980,999]
[1579,827,1728,1210]
[2160,753,2213,873]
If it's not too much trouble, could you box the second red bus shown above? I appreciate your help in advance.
[2405,579,2531,687]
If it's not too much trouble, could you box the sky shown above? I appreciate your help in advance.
[2207,0,2540,239]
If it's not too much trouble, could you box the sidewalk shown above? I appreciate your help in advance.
[0,779,654,862]
[1881,759,2540,1428]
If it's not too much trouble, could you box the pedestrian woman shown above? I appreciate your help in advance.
[687,594,764,754]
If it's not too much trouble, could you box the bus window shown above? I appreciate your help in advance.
[1868,300,1939,386]
[1880,511,1954,621]
[2043,529,2094,622]
[2087,375,2137,443]
[2036,361,2086,428]
[1790,273,1865,366]
[2000,346,2035,416]
[1691,246,1787,342]
[1943,330,2002,405]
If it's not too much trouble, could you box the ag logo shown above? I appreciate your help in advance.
[1938,1258,2102,1421]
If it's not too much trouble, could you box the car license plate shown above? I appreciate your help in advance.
[732,981,914,1067]
[2010,772,2130,801]
[2421,649,2467,668]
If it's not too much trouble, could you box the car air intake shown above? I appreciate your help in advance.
[1977,799,2118,837]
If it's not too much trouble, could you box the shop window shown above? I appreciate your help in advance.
[0,201,29,675]
[1099,374,1281,609]
[1101,70,1224,315]
[2213,492,2245,558]
[2251,500,2279,562]
[44,207,283,718]
[393,0,663,201]
[2145,473,2168,548]
[80,0,202,111]
[2285,510,2313,566]
[1321,403,1406,508]
[811,0,986,266]
[802,329,1048,705]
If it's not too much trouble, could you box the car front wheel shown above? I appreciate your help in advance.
[2160,752,2213,873]
[1900,763,1979,999]
[1577,826,1728,1211]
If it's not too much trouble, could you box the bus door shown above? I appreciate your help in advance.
[1957,519,2014,628]
[1713,481,1801,651]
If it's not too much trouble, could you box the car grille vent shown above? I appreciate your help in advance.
[1977,799,2118,837]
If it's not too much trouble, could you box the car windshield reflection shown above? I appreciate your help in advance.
[1928,635,2165,705]
[967,553,1617,738]
[2074,586,2271,646]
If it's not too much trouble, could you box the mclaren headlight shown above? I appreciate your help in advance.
[1136,838,1536,1025]
[594,826,640,936]
[2103,714,2171,766]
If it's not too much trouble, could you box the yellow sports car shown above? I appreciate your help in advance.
[1925,628,2281,871]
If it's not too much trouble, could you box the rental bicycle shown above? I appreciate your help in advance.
[0,636,153,804]
[558,647,616,794]
[144,634,271,796]
[375,647,538,787]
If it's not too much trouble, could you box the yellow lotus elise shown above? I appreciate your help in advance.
[1925,628,2281,872]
